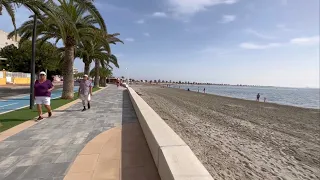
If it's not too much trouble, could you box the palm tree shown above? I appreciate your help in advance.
[9,0,107,99]
[0,0,18,33]
[94,54,119,88]
[76,32,122,76]
[0,0,53,39]
[90,67,112,87]
[76,31,121,88]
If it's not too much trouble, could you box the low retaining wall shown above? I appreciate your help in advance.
[13,77,30,85]
[127,87,213,180]
[0,78,5,85]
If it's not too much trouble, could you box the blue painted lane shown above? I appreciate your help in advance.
[0,86,79,115]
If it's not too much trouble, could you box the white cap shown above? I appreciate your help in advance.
[39,71,46,76]
[83,74,88,77]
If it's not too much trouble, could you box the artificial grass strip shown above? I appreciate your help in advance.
[0,87,100,132]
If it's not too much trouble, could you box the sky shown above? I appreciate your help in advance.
[0,0,319,88]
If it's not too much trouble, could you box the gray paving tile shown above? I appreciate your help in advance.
[0,148,17,157]
[16,156,39,167]
[53,177,64,180]
[21,163,70,179]
[55,150,80,163]
[0,156,22,168]
[10,146,50,156]
[0,86,137,179]
[2,166,28,180]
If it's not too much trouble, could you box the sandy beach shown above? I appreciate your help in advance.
[131,85,320,180]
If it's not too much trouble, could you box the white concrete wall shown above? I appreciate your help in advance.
[127,87,214,180]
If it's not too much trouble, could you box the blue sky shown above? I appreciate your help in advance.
[0,0,319,87]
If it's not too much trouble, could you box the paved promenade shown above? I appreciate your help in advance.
[0,85,159,180]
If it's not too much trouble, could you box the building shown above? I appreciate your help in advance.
[0,30,20,69]
[73,68,79,74]
[0,30,20,49]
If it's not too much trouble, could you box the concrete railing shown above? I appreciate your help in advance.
[127,87,214,180]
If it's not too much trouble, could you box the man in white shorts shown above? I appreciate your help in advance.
[78,74,93,111]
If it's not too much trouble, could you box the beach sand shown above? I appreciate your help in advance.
[131,85,320,180]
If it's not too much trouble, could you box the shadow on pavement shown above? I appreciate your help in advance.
[121,90,160,180]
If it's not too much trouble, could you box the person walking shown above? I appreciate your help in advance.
[78,74,93,111]
[256,93,261,101]
[116,78,120,87]
[34,71,54,121]
[203,87,206,93]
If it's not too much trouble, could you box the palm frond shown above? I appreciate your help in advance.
[73,0,107,32]
[2,1,17,39]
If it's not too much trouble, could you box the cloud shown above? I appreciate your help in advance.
[95,1,132,13]
[125,38,135,42]
[276,24,294,32]
[239,42,281,49]
[185,26,209,33]
[136,19,145,24]
[220,15,236,23]
[167,0,238,16]
[143,33,150,37]
[199,47,230,55]
[244,28,276,39]
[290,36,319,45]
[152,12,167,17]
[114,53,124,58]
[239,35,319,50]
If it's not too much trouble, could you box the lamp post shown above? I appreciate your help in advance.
[30,15,37,109]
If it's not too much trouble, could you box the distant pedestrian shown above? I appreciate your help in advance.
[198,87,199,93]
[34,71,54,121]
[203,88,206,93]
[116,78,120,87]
[79,74,92,112]
[256,93,260,101]
[264,97,267,102]
[187,88,190,91]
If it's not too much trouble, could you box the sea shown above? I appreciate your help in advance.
[171,85,320,109]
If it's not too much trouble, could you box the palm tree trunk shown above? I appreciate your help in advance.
[102,77,107,87]
[84,61,90,75]
[99,77,103,87]
[94,60,100,88]
[61,45,75,99]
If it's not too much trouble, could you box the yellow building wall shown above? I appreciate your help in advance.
[13,78,30,85]
[0,71,5,85]
[0,78,5,85]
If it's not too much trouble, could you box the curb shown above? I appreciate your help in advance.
[127,87,214,180]
[0,87,107,142]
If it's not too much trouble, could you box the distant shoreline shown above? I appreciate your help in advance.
[155,83,319,90]
[134,83,320,109]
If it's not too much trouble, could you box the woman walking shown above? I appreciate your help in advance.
[79,74,93,111]
[34,71,54,121]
